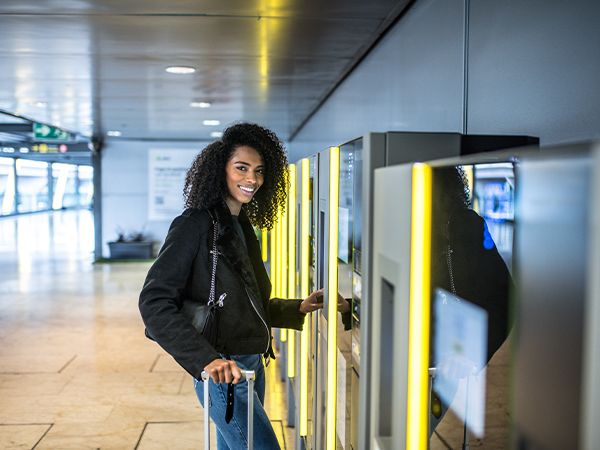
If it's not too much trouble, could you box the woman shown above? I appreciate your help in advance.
[139,123,325,449]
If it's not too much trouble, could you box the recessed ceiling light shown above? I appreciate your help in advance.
[210,131,223,138]
[203,120,220,126]
[190,101,211,108]
[165,66,196,74]
[34,101,47,107]
[107,130,122,137]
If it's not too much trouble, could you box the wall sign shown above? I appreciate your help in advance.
[148,148,198,221]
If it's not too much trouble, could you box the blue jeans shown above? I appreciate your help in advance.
[194,354,280,450]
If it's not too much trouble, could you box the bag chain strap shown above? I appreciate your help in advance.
[207,219,220,306]
[446,244,457,295]
[444,218,457,296]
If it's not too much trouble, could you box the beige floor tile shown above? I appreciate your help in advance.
[0,352,77,374]
[137,421,217,450]
[59,372,185,398]
[35,420,143,450]
[0,394,115,424]
[151,353,186,373]
[0,373,72,397]
[109,394,203,423]
[0,424,51,450]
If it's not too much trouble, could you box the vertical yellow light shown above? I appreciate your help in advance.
[280,198,288,342]
[261,228,268,262]
[287,164,297,377]
[406,163,432,450]
[275,209,281,300]
[299,158,310,435]
[270,227,276,297]
[326,147,340,450]
[282,193,288,300]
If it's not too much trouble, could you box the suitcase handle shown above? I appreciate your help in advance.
[200,370,256,450]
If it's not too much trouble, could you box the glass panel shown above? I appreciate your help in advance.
[337,142,354,449]
[0,157,16,215]
[16,159,50,213]
[77,165,94,208]
[306,155,316,450]
[52,163,78,209]
[429,164,514,449]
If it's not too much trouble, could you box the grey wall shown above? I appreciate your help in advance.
[467,0,600,145]
[100,139,207,258]
[289,0,600,162]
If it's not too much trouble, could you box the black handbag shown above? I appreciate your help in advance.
[181,216,226,346]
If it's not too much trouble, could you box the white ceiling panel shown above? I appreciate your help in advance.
[0,0,411,141]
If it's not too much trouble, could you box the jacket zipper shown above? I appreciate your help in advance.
[244,286,270,353]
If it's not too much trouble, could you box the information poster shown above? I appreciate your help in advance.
[148,149,198,221]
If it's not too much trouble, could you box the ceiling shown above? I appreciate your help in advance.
[0,1,411,143]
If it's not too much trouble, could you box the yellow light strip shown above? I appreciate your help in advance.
[281,199,288,342]
[287,164,297,377]
[327,147,340,450]
[261,228,268,262]
[299,158,310,436]
[270,227,276,297]
[276,209,282,299]
[406,163,433,449]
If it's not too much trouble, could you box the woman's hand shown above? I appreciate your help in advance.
[299,289,324,313]
[337,293,351,314]
[204,358,243,384]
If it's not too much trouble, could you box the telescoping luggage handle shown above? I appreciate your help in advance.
[200,370,256,450]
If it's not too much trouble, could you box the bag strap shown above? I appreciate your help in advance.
[444,218,457,295]
[207,215,220,306]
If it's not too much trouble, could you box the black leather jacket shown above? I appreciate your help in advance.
[139,202,306,379]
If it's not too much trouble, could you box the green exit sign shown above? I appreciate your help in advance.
[33,123,72,140]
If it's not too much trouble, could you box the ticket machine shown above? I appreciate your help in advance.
[309,133,537,450]
[367,145,543,449]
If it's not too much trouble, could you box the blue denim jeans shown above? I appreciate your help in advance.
[194,354,280,450]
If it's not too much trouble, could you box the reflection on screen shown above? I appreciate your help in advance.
[472,162,515,271]
[433,288,488,438]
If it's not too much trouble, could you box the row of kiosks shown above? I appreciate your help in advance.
[368,141,600,449]
[267,132,537,450]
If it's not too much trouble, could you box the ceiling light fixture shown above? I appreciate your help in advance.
[210,131,223,138]
[165,66,196,74]
[34,101,48,107]
[190,101,211,108]
[203,120,220,126]
[107,130,122,137]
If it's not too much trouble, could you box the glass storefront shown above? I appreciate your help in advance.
[78,165,94,208]
[52,163,78,209]
[0,158,93,217]
[16,159,50,213]
[0,157,16,215]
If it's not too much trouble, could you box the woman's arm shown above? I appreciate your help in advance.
[139,211,221,378]
[269,289,352,330]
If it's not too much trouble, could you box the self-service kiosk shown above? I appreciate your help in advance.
[304,133,537,450]
[369,147,540,449]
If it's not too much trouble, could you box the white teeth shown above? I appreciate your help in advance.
[239,186,255,194]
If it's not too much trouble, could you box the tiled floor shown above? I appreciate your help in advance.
[0,210,294,449]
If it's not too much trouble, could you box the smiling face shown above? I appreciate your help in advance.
[224,145,265,215]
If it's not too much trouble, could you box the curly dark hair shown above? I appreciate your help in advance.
[183,122,288,229]
[434,165,472,212]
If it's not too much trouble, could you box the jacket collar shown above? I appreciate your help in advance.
[208,200,269,306]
